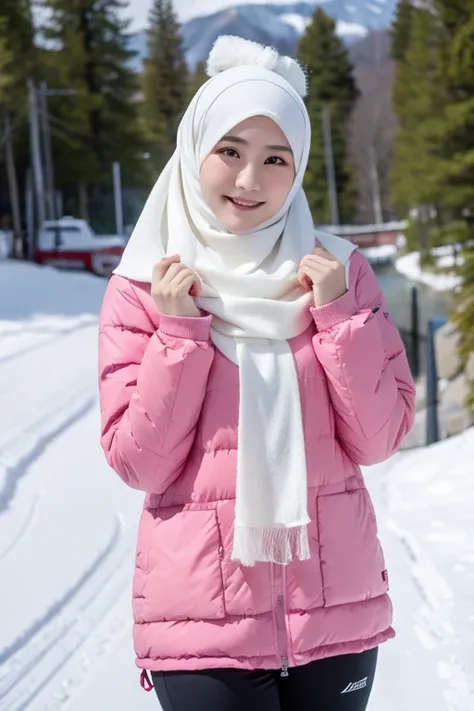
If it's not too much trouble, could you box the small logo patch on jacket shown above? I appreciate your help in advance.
[341,677,368,694]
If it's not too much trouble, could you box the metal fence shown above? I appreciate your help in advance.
[393,285,448,445]
[425,317,448,445]
[396,286,423,379]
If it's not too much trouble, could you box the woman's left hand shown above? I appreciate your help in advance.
[298,247,347,307]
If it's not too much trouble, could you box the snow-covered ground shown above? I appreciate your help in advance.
[360,244,397,265]
[0,230,13,260]
[1,260,473,711]
[395,247,463,292]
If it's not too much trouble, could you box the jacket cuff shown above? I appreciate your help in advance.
[158,313,212,341]
[311,290,359,331]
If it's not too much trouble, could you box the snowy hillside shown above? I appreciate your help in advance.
[130,0,397,70]
[171,0,394,25]
[1,260,473,711]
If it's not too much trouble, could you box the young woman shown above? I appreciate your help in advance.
[98,35,415,711]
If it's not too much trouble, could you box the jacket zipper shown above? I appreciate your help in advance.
[272,563,290,677]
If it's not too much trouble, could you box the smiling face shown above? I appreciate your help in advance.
[199,115,296,233]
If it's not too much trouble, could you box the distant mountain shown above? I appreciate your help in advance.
[130,0,397,71]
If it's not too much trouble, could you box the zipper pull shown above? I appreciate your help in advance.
[140,669,154,692]
[280,656,289,678]
[364,305,380,324]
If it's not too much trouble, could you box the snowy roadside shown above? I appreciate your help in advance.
[366,431,474,711]
[0,263,144,711]
[1,261,473,711]
[395,247,462,292]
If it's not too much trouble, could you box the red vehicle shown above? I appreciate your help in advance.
[34,217,126,276]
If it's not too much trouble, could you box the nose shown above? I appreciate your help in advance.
[235,163,261,192]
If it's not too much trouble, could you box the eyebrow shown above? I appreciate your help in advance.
[219,134,293,154]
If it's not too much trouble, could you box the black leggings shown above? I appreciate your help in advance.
[151,647,378,711]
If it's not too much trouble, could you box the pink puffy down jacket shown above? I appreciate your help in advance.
[98,249,415,675]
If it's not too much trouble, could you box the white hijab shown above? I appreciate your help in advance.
[115,37,357,566]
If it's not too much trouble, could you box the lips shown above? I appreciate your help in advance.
[226,196,264,210]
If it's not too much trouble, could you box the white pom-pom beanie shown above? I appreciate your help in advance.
[206,35,308,98]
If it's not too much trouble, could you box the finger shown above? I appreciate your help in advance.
[302,255,337,271]
[297,269,313,290]
[168,267,200,293]
[298,264,320,285]
[313,246,336,261]
[189,274,202,297]
[168,266,201,297]
[160,261,187,285]
[153,255,181,281]
[173,271,197,296]
[300,256,329,273]
[312,249,341,268]
[304,253,331,265]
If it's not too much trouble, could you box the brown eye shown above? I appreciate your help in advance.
[265,156,287,166]
[219,148,239,158]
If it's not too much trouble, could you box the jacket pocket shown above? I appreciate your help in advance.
[136,504,226,622]
[316,480,388,607]
[216,500,273,617]
[286,497,325,613]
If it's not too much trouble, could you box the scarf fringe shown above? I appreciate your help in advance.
[231,524,311,567]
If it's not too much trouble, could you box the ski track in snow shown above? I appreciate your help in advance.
[0,293,141,711]
[0,395,96,517]
[386,522,474,711]
[380,457,474,711]
[0,316,97,366]
[0,324,99,514]
[0,493,42,563]
[0,517,130,711]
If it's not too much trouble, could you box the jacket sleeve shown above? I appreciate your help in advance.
[311,251,416,466]
[98,275,215,493]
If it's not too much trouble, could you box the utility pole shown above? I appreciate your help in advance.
[39,81,56,221]
[322,105,340,226]
[28,79,45,257]
[112,161,123,236]
[4,113,22,247]
[369,145,383,224]
[25,168,34,258]
[37,84,76,221]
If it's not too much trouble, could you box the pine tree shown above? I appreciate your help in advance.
[453,247,474,372]
[0,18,13,100]
[142,0,188,172]
[390,0,414,62]
[297,8,358,224]
[429,3,474,231]
[391,0,474,394]
[42,0,146,219]
[431,2,474,381]
[452,236,474,408]
[390,2,443,254]
[0,0,36,88]
[0,1,37,146]
[187,60,208,101]
[0,1,36,243]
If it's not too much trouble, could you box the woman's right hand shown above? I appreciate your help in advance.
[152,255,202,318]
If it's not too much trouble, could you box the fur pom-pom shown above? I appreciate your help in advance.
[206,35,308,98]
[275,55,308,98]
[206,36,279,76]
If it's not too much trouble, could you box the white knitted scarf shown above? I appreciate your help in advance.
[114,37,356,566]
